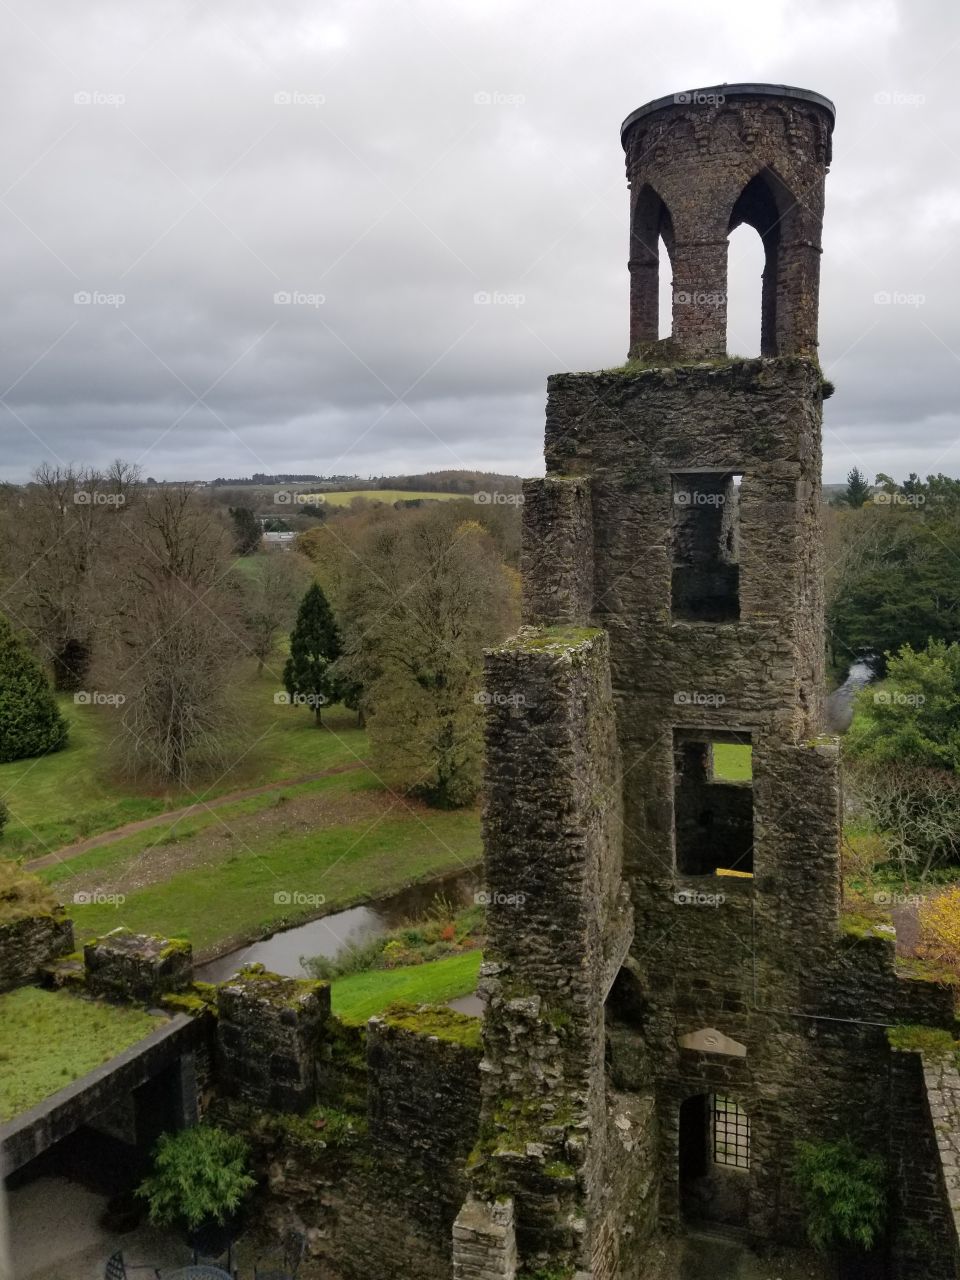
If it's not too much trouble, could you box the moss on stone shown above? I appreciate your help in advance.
[505,625,601,653]
[229,963,329,1009]
[887,1024,960,1060]
[380,1001,482,1049]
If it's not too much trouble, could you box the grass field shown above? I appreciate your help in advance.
[712,743,752,781]
[40,766,482,956]
[0,668,369,861]
[331,950,482,1024]
[0,987,165,1120]
[298,489,467,507]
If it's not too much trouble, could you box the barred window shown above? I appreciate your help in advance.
[713,1095,750,1169]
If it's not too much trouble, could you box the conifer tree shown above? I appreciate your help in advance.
[0,615,69,762]
[282,584,342,724]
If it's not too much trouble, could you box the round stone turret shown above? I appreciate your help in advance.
[620,83,835,361]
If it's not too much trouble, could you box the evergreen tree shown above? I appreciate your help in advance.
[844,466,871,508]
[229,506,262,555]
[283,584,342,724]
[0,615,69,762]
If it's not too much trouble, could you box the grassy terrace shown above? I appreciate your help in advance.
[331,950,483,1025]
[0,987,165,1121]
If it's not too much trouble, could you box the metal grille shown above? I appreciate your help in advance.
[713,1094,750,1169]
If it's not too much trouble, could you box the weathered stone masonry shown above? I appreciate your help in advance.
[457,84,960,1279]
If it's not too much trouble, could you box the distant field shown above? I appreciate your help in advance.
[298,490,468,507]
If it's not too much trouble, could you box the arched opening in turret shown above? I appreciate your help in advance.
[630,184,675,348]
[725,224,765,357]
[727,168,794,357]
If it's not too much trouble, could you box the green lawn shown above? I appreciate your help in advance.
[331,950,482,1024]
[51,796,482,956]
[712,743,752,782]
[0,672,368,861]
[0,987,165,1121]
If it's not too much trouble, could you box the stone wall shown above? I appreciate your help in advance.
[217,968,328,1114]
[459,626,639,1275]
[890,1048,960,1279]
[0,911,73,993]
[84,930,192,1003]
[232,1005,483,1280]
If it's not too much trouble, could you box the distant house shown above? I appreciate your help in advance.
[262,531,297,551]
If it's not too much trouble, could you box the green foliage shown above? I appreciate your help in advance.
[303,899,483,981]
[886,1024,960,1060]
[847,641,960,770]
[792,1138,887,1253]
[137,1125,256,1230]
[0,798,7,839]
[0,859,59,922]
[228,505,262,555]
[283,583,342,723]
[827,486,960,667]
[842,466,872,508]
[0,614,68,763]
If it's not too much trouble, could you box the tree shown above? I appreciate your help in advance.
[843,466,871,508]
[0,614,68,763]
[826,506,960,671]
[0,460,140,689]
[228,506,262,556]
[239,553,311,674]
[337,507,517,806]
[100,487,242,785]
[846,641,960,770]
[283,584,342,724]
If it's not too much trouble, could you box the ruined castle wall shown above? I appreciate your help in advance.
[890,1050,960,1280]
[0,912,73,993]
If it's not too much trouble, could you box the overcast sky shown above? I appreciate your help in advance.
[0,0,957,484]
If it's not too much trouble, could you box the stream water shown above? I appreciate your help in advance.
[824,658,877,733]
[197,867,482,984]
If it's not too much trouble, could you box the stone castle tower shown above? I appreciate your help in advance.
[453,85,960,1280]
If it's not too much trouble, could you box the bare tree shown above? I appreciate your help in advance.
[239,552,312,674]
[99,486,244,786]
[0,461,140,688]
[844,758,960,886]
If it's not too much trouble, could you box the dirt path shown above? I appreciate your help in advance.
[25,760,370,871]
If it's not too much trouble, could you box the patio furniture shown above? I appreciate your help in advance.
[104,1253,161,1279]
[254,1226,306,1279]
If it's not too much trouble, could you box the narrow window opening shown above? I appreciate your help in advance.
[671,471,742,622]
[658,234,673,340]
[674,731,753,876]
[726,223,765,357]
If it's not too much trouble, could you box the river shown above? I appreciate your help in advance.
[196,867,482,985]
[824,658,877,733]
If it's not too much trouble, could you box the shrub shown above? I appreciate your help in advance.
[918,887,960,969]
[792,1138,887,1252]
[0,859,59,923]
[137,1125,256,1230]
[0,614,68,763]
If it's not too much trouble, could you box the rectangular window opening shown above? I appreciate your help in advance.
[713,1095,750,1170]
[674,731,753,876]
[671,471,742,622]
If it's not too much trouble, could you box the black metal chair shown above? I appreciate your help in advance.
[254,1226,306,1279]
[190,1250,237,1280]
[104,1252,161,1280]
